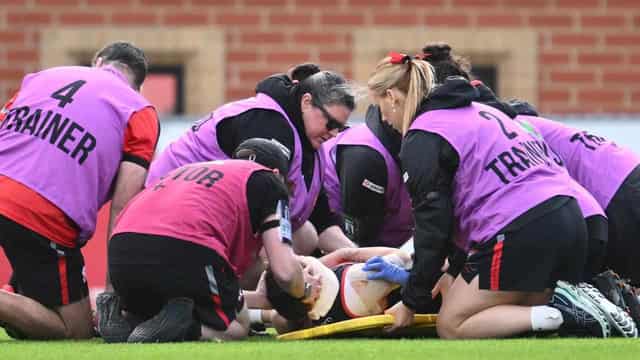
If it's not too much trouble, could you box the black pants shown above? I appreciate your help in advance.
[109,233,243,331]
[605,164,640,286]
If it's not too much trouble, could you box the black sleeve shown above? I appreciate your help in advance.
[246,170,290,235]
[507,99,540,117]
[308,190,342,235]
[336,145,387,246]
[217,109,295,162]
[399,130,459,312]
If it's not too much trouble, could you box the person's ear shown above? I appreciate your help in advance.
[93,56,104,67]
[300,92,313,113]
[386,89,400,107]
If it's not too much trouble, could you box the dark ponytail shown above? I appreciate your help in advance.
[421,42,471,84]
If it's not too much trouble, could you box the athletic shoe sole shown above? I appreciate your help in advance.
[577,282,638,338]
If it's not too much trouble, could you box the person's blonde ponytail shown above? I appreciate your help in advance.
[401,60,435,134]
[368,54,436,135]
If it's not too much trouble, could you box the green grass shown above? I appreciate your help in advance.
[2,329,640,360]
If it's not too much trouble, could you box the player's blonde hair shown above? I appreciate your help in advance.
[367,55,435,134]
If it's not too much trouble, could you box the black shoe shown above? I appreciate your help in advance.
[96,292,132,343]
[127,297,201,343]
[592,270,640,329]
[249,322,269,336]
[550,281,610,338]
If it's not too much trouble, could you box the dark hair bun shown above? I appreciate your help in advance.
[422,42,452,62]
[289,63,321,82]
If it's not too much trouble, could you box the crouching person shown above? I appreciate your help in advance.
[97,138,318,343]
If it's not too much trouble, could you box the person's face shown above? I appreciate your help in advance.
[370,88,406,133]
[300,93,351,149]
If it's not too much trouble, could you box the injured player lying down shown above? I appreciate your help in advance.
[250,247,433,334]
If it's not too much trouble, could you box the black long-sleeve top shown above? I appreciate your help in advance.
[399,78,474,311]
[334,105,404,245]
[216,74,340,233]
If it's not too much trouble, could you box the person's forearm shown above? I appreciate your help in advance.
[104,201,127,291]
[263,226,305,298]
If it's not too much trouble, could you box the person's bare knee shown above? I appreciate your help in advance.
[436,275,530,339]
[0,290,91,340]
[292,221,319,255]
[436,307,464,339]
[225,319,250,340]
[57,297,94,339]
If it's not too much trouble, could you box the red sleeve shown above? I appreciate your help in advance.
[0,92,19,122]
[122,106,160,169]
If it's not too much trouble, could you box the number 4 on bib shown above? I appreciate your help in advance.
[51,80,87,108]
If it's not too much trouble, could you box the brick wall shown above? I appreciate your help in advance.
[1,0,639,114]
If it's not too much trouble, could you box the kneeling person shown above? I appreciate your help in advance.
[98,139,317,343]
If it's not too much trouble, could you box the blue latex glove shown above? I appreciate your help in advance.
[362,256,410,286]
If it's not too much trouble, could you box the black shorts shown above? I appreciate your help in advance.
[584,215,608,280]
[0,215,88,308]
[461,197,587,292]
[109,233,243,331]
[605,164,640,286]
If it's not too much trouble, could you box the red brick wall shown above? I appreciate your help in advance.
[1,0,640,113]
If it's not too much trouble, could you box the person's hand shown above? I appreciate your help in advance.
[363,256,410,286]
[431,272,454,300]
[384,302,415,332]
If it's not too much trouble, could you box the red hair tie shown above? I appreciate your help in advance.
[470,80,484,87]
[388,52,411,65]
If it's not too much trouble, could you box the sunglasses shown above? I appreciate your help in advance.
[312,99,346,131]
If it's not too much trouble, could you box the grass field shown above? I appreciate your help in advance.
[2,329,640,360]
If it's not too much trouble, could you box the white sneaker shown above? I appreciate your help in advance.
[578,282,638,338]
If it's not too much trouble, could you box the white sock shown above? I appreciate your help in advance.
[530,305,563,331]
[249,309,263,324]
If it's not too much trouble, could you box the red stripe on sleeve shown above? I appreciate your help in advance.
[122,106,160,165]
[339,264,359,319]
